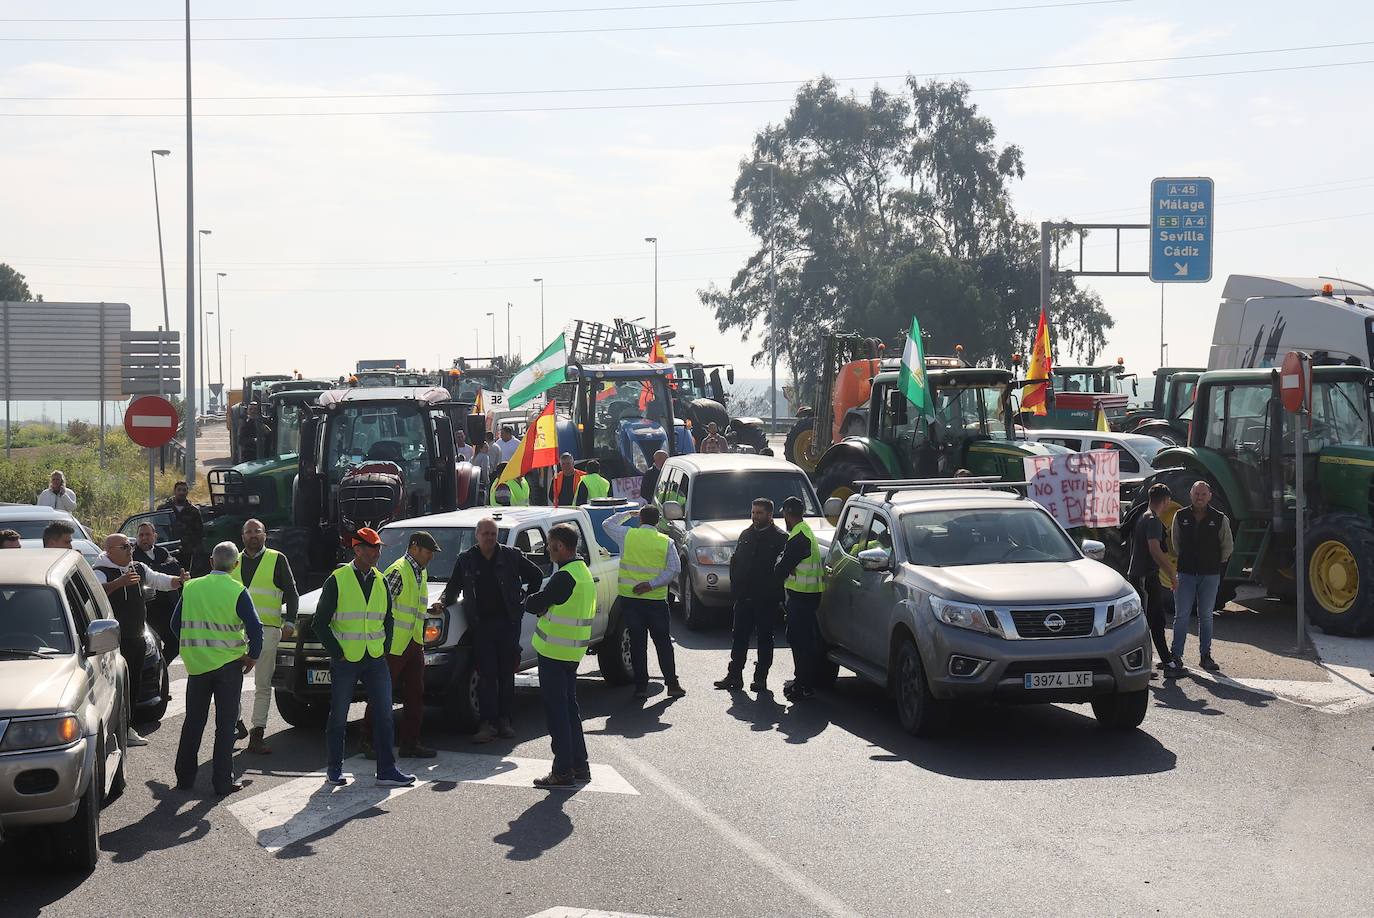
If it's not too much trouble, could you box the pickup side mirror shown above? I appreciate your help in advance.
[86,619,121,656]
[857,547,891,572]
[823,497,844,520]
[662,500,685,522]
[1081,539,1107,562]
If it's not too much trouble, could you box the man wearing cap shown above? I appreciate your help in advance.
[311,528,416,788]
[775,496,824,701]
[362,531,441,760]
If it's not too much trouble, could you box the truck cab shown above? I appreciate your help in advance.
[1208,275,1374,370]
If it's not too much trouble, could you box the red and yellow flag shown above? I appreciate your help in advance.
[647,336,667,364]
[1021,308,1053,416]
[495,400,559,486]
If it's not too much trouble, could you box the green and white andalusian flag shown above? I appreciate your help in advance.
[898,316,933,419]
[504,333,568,408]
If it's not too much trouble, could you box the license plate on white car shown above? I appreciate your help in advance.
[307,669,332,685]
[1023,671,1092,690]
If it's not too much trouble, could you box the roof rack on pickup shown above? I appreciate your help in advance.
[853,478,1031,501]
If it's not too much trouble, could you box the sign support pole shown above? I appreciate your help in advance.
[1295,406,1306,650]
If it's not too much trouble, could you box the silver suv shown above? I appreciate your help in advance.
[0,549,129,870]
[817,483,1151,735]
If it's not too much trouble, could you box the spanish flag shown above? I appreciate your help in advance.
[495,400,559,486]
[1021,308,1053,416]
[647,336,667,364]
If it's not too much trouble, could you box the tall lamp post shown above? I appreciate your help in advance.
[532,278,545,346]
[485,312,495,361]
[214,272,227,402]
[505,302,513,360]
[197,228,211,411]
[149,149,172,398]
[754,161,779,435]
[643,237,658,332]
[183,0,197,479]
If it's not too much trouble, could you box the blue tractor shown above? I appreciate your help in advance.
[555,362,695,485]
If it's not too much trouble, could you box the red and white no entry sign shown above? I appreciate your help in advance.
[124,395,180,449]
[1280,350,1311,414]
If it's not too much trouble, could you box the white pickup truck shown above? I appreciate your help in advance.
[271,506,632,731]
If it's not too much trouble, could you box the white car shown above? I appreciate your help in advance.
[272,506,631,731]
[1018,429,1167,504]
[0,505,101,564]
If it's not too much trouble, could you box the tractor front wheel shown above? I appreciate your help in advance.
[1305,513,1374,636]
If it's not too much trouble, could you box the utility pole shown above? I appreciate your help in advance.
[486,312,496,361]
[644,237,659,332]
[215,272,227,397]
[183,0,197,480]
[506,301,512,360]
[532,278,545,346]
[197,228,211,414]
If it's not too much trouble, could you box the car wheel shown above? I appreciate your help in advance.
[273,689,330,728]
[681,580,713,631]
[106,703,128,804]
[598,611,635,685]
[442,654,481,733]
[54,748,102,871]
[892,636,947,737]
[1091,688,1149,730]
[135,665,171,725]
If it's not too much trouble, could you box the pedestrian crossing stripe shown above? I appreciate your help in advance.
[227,750,639,853]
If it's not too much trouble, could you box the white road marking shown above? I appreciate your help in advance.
[526,910,671,918]
[1187,630,1374,713]
[605,740,861,918]
[228,750,637,853]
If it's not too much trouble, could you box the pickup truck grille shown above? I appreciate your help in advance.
[1010,607,1095,638]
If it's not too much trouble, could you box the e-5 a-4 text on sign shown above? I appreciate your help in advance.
[1150,177,1213,283]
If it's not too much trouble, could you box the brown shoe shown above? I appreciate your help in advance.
[533,771,575,789]
[472,722,499,744]
[247,727,272,755]
[497,718,516,739]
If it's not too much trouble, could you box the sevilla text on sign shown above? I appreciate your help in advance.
[1022,449,1120,528]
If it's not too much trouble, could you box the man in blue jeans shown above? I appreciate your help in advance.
[1166,481,1233,676]
[311,528,416,788]
[603,505,685,700]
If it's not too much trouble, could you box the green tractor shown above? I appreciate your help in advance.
[811,366,1066,505]
[1123,364,1374,635]
[1126,367,1203,445]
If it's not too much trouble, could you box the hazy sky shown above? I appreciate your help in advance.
[2,0,1372,393]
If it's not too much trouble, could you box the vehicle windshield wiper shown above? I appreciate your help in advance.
[0,647,60,659]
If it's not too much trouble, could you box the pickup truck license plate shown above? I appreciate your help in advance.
[306,669,332,686]
[1023,670,1092,690]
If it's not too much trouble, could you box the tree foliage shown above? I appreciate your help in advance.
[0,263,34,302]
[699,79,1112,406]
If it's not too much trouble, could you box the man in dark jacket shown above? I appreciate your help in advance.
[1167,480,1234,676]
[238,402,272,463]
[133,521,186,661]
[160,480,205,573]
[1127,483,1177,674]
[715,498,787,692]
[435,516,544,742]
[640,450,668,502]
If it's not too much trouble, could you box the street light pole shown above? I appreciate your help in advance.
[197,228,211,411]
[150,150,172,395]
[183,0,197,479]
[754,161,779,435]
[505,302,512,360]
[215,272,226,399]
[644,237,658,332]
[486,312,495,361]
[532,278,545,345]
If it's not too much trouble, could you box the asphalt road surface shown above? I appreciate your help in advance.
[5,627,1372,918]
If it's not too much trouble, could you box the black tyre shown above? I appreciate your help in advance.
[598,609,635,685]
[784,417,818,471]
[729,421,770,454]
[106,699,128,804]
[1091,688,1149,730]
[54,750,101,871]
[1304,512,1374,636]
[680,575,715,631]
[270,526,314,589]
[1133,422,1183,447]
[134,665,170,724]
[274,689,330,728]
[891,635,948,737]
[442,653,481,733]
[815,458,875,506]
[685,397,730,439]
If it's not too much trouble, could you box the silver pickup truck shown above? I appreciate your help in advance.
[272,506,632,731]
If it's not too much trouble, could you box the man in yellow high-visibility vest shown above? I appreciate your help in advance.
[604,505,685,700]
[526,524,596,788]
[310,528,416,789]
[775,497,824,702]
[233,518,299,756]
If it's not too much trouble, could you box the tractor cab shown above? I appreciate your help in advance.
[673,361,733,403]
[1021,362,1136,431]
[561,363,693,480]
[227,373,292,464]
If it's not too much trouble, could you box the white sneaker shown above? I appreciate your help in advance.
[127,728,150,747]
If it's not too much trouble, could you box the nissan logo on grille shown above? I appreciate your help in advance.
[1043,613,1067,633]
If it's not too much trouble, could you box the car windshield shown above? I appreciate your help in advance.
[377,526,495,581]
[0,586,73,654]
[689,472,819,522]
[899,506,1079,567]
[326,403,429,482]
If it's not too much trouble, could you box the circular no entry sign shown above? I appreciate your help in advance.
[124,395,180,448]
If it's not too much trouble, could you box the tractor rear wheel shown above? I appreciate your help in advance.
[784,418,817,471]
[1305,513,1374,636]
[815,458,876,507]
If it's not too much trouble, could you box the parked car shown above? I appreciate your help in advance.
[653,453,833,629]
[1019,428,1168,505]
[0,505,101,564]
[132,624,171,724]
[0,549,129,870]
[817,483,1152,736]
[272,505,631,732]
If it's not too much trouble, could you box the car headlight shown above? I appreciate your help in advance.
[0,714,81,752]
[929,595,993,634]
[694,544,734,565]
[423,617,445,646]
[1108,592,1143,630]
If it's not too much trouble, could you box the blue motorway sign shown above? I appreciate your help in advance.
[1150,177,1213,283]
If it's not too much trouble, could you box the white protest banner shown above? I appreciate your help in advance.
[612,476,644,502]
[479,389,506,412]
[1022,449,1120,528]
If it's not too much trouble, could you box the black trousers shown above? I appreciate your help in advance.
[472,616,521,725]
[729,598,778,678]
[785,590,822,689]
[115,606,148,693]
[621,596,677,688]
[1134,575,1172,663]
[175,660,244,794]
